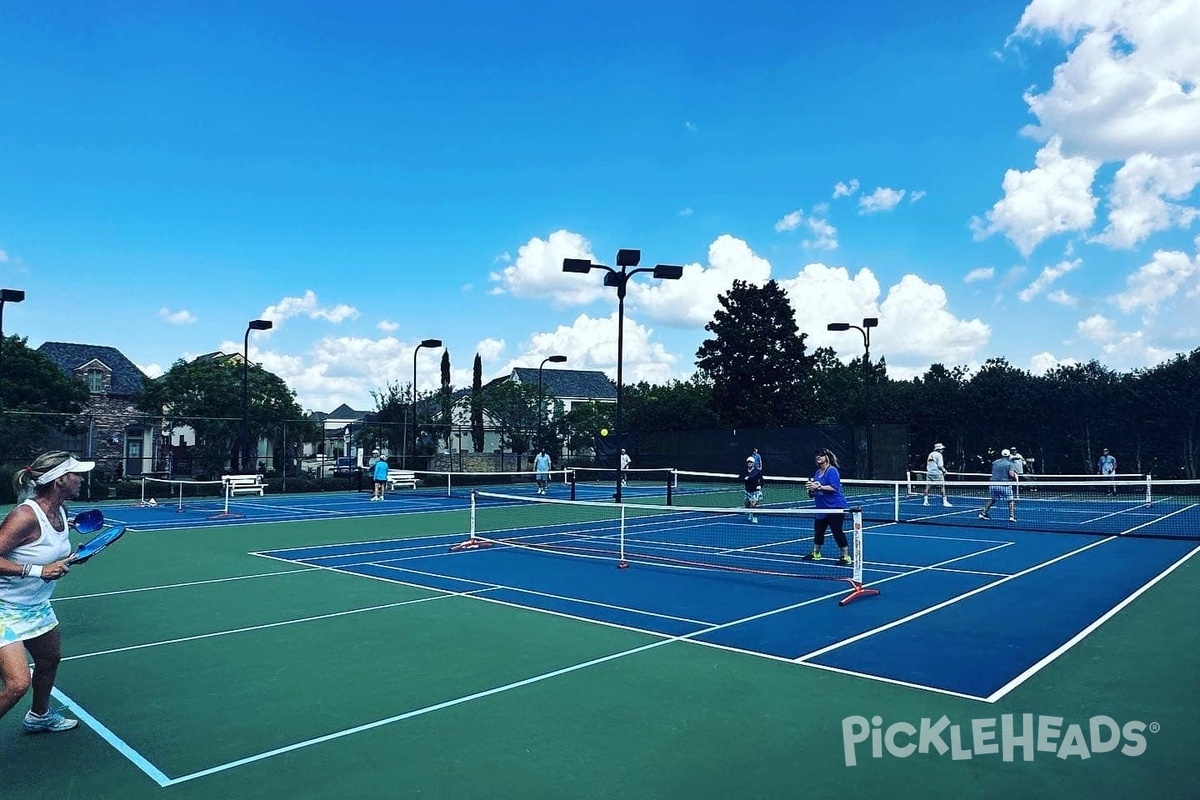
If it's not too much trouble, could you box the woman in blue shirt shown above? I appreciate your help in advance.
[804,449,851,566]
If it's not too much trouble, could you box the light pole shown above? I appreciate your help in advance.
[538,354,567,453]
[241,319,273,473]
[827,317,879,479]
[0,288,26,408]
[412,338,443,470]
[563,249,683,502]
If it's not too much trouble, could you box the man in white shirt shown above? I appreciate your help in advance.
[923,443,951,507]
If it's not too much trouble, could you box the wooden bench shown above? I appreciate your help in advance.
[385,469,418,490]
[222,474,265,496]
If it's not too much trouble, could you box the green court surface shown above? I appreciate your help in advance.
[2,506,1198,800]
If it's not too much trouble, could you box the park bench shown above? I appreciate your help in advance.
[222,474,265,496]
[386,469,418,490]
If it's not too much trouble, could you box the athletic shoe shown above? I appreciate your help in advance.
[922,499,929,506]
[1009,516,1017,522]
[749,515,758,524]
[837,554,852,566]
[978,512,990,520]
[942,500,952,507]
[24,710,79,734]
[802,552,822,561]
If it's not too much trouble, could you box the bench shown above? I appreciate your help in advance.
[222,474,265,496]
[385,469,418,490]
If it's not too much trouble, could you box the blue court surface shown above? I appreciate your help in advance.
[253,508,1200,702]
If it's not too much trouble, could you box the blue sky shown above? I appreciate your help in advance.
[2,0,1198,411]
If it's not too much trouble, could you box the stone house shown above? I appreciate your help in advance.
[37,341,155,479]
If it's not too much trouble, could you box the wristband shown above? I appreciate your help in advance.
[28,564,44,579]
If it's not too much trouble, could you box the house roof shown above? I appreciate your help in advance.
[507,368,616,400]
[38,341,149,396]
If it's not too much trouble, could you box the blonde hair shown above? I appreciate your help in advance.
[12,451,73,498]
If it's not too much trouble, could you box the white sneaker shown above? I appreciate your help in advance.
[943,500,952,507]
[922,499,929,506]
[24,710,79,734]
[1009,516,1017,522]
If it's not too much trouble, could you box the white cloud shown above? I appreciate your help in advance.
[678,207,694,217]
[909,190,927,203]
[1113,245,1199,312]
[377,320,399,332]
[636,234,773,328]
[487,229,603,306]
[858,187,907,214]
[1091,153,1200,248]
[0,249,8,263]
[965,267,995,283]
[474,337,506,363]
[1029,352,1079,374]
[833,179,860,198]
[1078,314,1118,341]
[492,313,678,386]
[803,216,838,251]
[775,210,803,232]
[1018,258,1082,301]
[136,361,165,379]
[972,137,1100,256]
[158,307,197,324]
[1047,289,1079,306]
[1014,0,1200,162]
[778,265,990,368]
[260,290,359,328]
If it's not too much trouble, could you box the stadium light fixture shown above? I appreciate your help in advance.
[412,338,443,470]
[561,251,685,502]
[827,317,879,479]
[538,355,568,451]
[241,319,273,473]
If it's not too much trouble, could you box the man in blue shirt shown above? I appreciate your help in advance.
[979,449,1017,522]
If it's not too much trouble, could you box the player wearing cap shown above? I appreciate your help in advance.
[738,456,764,524]
[923,442,951,508]
[979,449,1018,522]
[1097,448,1117,495]
[619,449,631,487]
[369,449,388,501]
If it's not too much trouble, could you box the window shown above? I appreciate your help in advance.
[86,369,104,392]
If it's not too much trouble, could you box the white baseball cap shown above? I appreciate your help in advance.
[1001,449,1011,457]
[934,443,944,450]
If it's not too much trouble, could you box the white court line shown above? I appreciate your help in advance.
[793,535,1117,665]
[52,567,321,602]
[61,593,471,662]
[50,685,173,787]
[160,580,861,787]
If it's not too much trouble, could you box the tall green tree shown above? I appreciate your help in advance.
[471,353,484,453]
[370,381,410,458]
[561,401,615,455]
[139,356,305,476]
[481,381,538,455]
[438,349,453,451]
[0,336,91,461]
[622,376,720,432]
[695,279,815,426]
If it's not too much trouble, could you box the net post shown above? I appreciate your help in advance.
[893,482,900,522]
[569,469,577,501]
[206,476,246,520]
[839,507,879,606]
[448,491,492,550]
[1145,474,1152,507]
[666,470,675,506]
[617,504,628,569]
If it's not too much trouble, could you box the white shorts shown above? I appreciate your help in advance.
[744,490,763,507]
[925,471,945,483]
[0,599,59,646]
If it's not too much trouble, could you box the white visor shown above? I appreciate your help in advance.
[36,456,96,485]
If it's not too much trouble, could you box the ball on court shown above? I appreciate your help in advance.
[600,428,609,436]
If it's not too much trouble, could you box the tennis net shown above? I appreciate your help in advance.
[451,491,877,605]
[412,469,569,498]
[568,466,674,500]
[136,476,228,513]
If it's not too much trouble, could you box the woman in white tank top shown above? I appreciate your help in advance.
[0,451,95,734]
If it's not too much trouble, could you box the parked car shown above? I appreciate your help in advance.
[333,457,358,476]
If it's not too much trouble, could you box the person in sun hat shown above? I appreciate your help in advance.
[979,448,1018,523]
[0,451,96,735]
[923,442,952,508]
[738,455,764,524]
